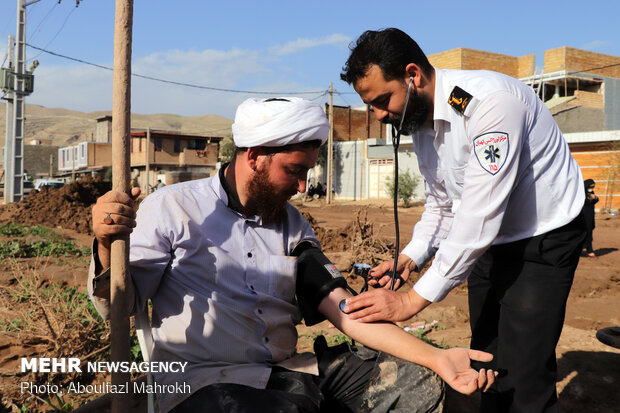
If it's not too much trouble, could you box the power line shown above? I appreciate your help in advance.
[28,6,75,62]
[566,62,620,76]
[25,43,328,96]
[28,1,58,44]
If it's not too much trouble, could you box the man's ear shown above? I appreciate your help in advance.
[246,147,261,171]
[405,63,424,87]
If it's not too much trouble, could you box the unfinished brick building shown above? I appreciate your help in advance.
[325,46,620,209]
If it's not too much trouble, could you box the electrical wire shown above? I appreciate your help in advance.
[27,1,58,44]
[28,7,75,63]
[25,43,328,95]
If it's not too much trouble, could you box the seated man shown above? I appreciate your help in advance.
[89,97,495,413]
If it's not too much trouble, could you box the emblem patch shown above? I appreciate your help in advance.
[448,86,473,114]
[473,132,509,175]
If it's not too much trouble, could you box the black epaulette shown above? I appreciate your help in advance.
[448,86,473,114]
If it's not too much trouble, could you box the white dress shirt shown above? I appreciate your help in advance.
[401,68,584,303]
[89,171,319,412]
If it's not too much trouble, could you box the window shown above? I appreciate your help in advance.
[187,139,207,150]
[154,138,162,152]
[174,139,181,153]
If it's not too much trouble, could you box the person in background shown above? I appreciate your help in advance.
[315,182,324,198]
[156,179,166,190]
[583,179,599,258]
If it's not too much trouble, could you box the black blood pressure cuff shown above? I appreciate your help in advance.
[292,241,352,326]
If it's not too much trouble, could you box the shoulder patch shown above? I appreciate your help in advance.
[473,132,509,175]
[448,86,473,114]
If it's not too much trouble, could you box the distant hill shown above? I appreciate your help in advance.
[0,103,233,147]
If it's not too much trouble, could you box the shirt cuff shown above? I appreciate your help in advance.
[87,238,112,320]
[413,264,463,302]
[401,239,435,271]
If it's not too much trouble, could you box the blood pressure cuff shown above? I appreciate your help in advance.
[292,241,350,326]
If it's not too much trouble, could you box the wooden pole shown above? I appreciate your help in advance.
[111,1,133,411]
[145,127,151,193]
[327,82,334,204]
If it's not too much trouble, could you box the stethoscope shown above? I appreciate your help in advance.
[387,76,414,290]
[340,76,415,314]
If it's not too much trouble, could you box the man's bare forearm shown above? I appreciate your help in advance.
[320,288,441,370]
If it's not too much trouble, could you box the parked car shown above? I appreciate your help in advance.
[23,181,35,195]
[0,181,36,197]
[33,179,65,191]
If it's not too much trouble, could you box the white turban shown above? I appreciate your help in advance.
[232,97,329,148]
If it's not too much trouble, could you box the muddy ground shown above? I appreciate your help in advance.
[296,197,620,413]
[0,179,617,412]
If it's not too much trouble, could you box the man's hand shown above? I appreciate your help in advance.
[92,187,141,269]
[367,254,415,290]
[342,288,431,322]
[433,348,497,395]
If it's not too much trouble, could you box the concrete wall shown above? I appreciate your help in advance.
[95,117,112,143]
[553,107,604,133]
[605,78,620,130]
[24,145,59,178]
[333,140,366,200]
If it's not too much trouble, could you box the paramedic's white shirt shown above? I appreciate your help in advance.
[402,69,584,302]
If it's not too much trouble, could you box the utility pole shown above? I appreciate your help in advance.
[3,35,15,203]
[327,82,334,204]
[110,1,133,411]
[2,0,41,204]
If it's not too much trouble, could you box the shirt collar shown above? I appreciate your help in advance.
[216,163,263,224]
[432,68,453,123]
[217,163,245,213]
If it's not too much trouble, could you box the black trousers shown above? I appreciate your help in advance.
[170,336,444,413]
[468,213,586,413]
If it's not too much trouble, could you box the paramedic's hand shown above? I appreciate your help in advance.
[435,348,497,394]
[367,254,415,290]
[342,287,431,323]
[92,187,141,269]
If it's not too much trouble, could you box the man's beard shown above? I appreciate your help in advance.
[245,163,290,225]
[384,88,431,135]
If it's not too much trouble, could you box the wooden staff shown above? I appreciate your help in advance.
[111,1,133,411]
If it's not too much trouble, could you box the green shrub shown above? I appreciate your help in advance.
[385,169,420,207]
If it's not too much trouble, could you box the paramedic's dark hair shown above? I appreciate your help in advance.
[340,28,433,85]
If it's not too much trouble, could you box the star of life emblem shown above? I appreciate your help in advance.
[473,132,509,175]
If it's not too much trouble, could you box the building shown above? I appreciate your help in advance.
[326,46,620,210]
[57,116,223,191]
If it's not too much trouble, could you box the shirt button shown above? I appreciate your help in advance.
[250,285,255,291]
[247,252,253,257]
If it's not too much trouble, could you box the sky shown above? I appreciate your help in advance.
[1,0,619,120]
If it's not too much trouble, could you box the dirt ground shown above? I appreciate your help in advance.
[0,180,618,412]
[296,197,620,413]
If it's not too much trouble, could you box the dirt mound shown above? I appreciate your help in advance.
[0,176,110,235]
[301,208,395,269]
